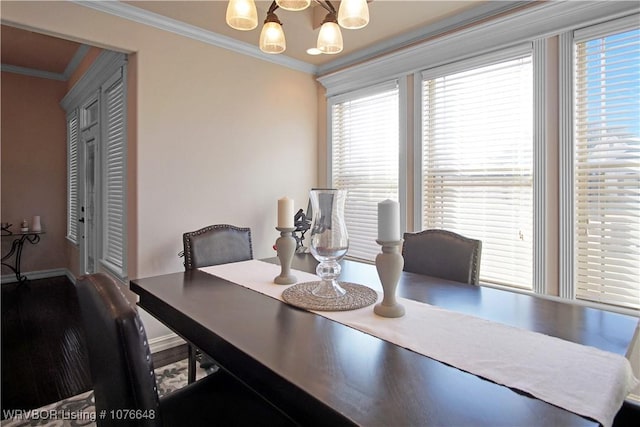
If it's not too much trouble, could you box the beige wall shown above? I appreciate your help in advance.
[1,1,318,338]
[1,72,68,275]
[1,39,104,281]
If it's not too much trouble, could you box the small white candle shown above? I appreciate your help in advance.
[32,216,42,232]
[277,196,294,228]
[378,199,400,242]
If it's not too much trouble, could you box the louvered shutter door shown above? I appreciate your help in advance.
[102,70,127,276]
[67,112,79,243]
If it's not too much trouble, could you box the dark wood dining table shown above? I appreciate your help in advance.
[129,254,639,426]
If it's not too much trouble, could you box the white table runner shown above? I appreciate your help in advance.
[201,260,638,427]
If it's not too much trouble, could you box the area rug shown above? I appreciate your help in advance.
[1,359,204,427]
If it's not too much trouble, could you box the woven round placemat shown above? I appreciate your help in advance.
[282,281,378,311]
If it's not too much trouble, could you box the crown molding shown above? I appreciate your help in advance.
[71,0,317,75]
[318,0,640,97]
[0,42,89,81]
[63,44,90,80]
[71,1,534,78]
[60,50,126,111]
[316,0,527,76]
[0,63,66,81]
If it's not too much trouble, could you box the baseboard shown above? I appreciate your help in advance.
[148,333,186,354]
[1,268,74,284]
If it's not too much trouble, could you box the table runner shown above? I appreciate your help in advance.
[201,260,638,427]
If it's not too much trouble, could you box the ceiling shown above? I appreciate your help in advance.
[123,0,487,66]
[1,24,82,75]
[0,1,521,77]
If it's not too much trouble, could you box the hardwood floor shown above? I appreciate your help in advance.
[1,275,188,416]
[1,276,91,411]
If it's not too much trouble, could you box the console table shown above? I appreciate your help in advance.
[1,231,44,284]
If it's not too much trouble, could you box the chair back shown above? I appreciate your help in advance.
[183,224,253,270]
[76,273,160,427]
[402,229,482,285]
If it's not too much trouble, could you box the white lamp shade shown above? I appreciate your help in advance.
[317,21,343,54]
[226,0,258,31]
[276,0,311,11]
[338,0,369,29]
[260,21,286,54]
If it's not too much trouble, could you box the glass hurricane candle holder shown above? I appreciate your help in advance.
[309,189,348,298]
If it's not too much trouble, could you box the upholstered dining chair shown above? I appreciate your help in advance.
[182,224,253,270]
[402,229,482,285]
[75,273,294,427]
[181,224,253,383]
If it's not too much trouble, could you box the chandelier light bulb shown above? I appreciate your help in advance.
[317,16,343,54]
[276,0,311,11]
[226,0,258,31]
[260,19,286,54]
[338,0,369,29]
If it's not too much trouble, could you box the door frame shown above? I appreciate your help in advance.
[78,97,101,275]
[61,51,127,278]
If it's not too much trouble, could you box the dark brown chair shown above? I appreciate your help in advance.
[182,224,253,383]
[75,273,294,427]
[402,229,482,285]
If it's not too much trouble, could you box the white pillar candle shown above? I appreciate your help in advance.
[378,199,400,242]
[32,216,42,232]
[277,196,294,228]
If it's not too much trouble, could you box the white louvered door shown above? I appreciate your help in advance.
[100,68,127,278]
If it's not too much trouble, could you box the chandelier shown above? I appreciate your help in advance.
[226,0,370,55]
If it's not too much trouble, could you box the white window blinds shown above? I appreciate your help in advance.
[66,112,79,244]
[331,83,399,261]
[421,54,533,289]
[101,69,127,277]
[573,23,640,310]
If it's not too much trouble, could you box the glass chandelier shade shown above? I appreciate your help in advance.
[226,0,258,31]
[260,13,286,54]
[226,0,369,55]
[317,14,343,54]
[338,0,370,29]
[275,0,311,11]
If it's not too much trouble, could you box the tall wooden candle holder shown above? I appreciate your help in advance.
[373,239,405,318]
[274,227,297,285]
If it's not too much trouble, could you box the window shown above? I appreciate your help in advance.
[421,53,534,289]
[572,22,640,310]
[330,82,400,261]
[83,99,99,127]
[320,2,638,312]
[66,111,79,244]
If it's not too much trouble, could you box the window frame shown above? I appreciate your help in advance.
[559,14,640,311]
[61,51,128,280]
[327,79,406,261]
[319,2,639,314]
[415,45,540,290]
